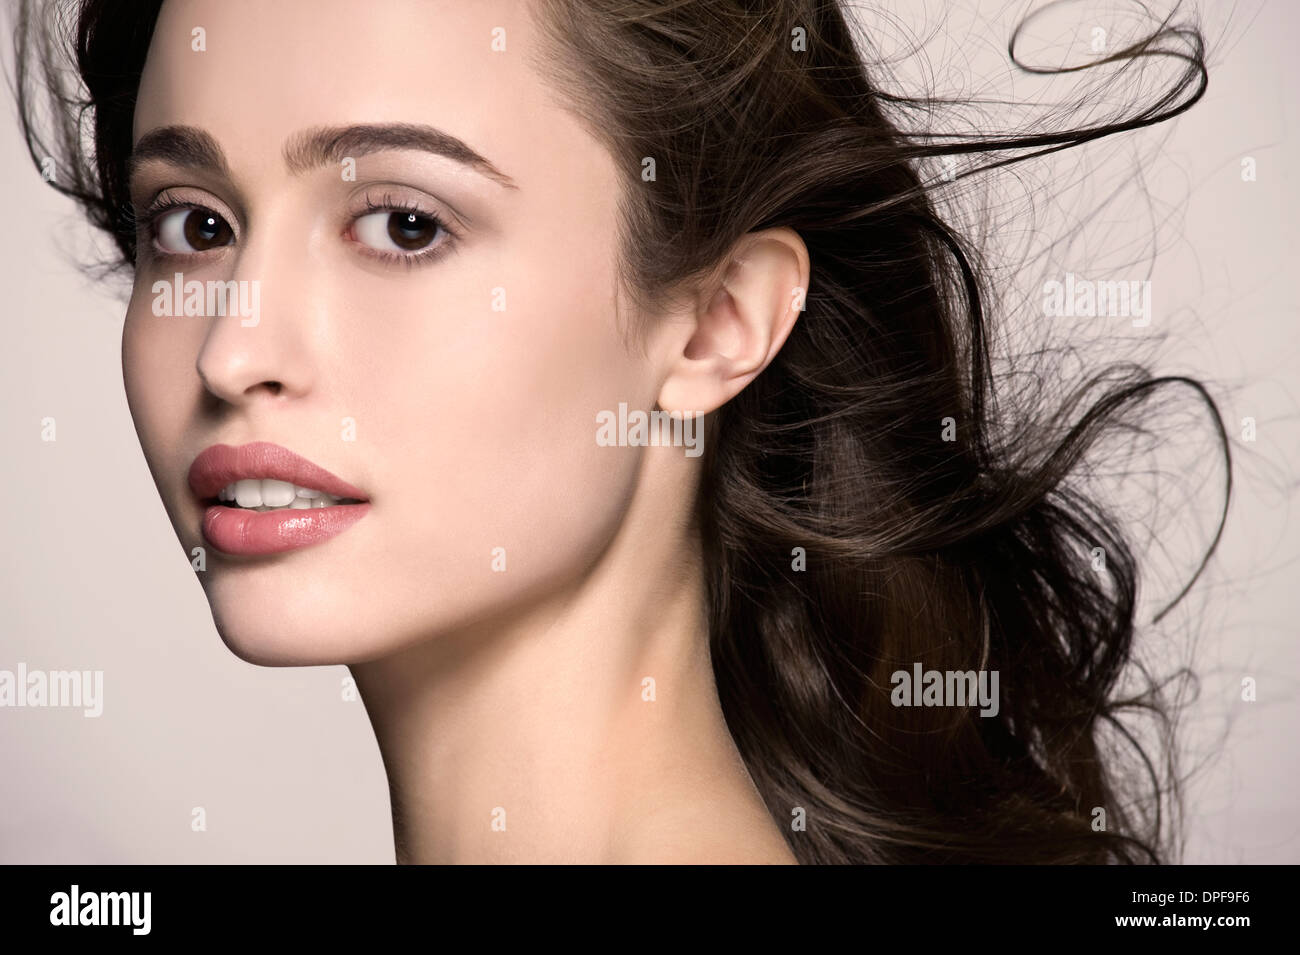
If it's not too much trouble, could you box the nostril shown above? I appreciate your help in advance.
[239,380,284,399]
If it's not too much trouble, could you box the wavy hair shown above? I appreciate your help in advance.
[13,0,1229,863]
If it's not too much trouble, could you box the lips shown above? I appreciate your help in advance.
[188,442,371,556]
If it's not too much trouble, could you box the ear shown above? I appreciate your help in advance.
[656,227,810,417]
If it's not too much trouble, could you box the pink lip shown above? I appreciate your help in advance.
[188,442,371,557]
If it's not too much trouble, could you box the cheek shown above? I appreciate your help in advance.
[121,286,205,501]
[337,247,654,625]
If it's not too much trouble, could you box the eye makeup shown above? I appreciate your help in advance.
[129,180,464,271]
[343,186,462,268]
[129,187,238,267]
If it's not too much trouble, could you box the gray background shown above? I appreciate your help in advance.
[1,0,1296,862]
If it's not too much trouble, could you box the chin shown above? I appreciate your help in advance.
[196,562,516,668]
[200,574,393,667]
[209,607,349,667]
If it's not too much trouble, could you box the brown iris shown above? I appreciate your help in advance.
[387,211,439,251]
[181,209,233,250]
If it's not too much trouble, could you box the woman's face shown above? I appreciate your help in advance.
[124,0,659,664]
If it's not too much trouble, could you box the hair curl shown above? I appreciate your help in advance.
[13,0,1229,863]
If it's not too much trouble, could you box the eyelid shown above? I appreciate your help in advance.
[138,187,241,241]
[345,212,458,271]
[131,184,464,268]
[340,186,464,269]
[344,183,466,238]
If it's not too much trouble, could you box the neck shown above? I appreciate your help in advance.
[349,455,795,864]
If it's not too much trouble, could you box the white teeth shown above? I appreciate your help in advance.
[234,479,263,508]
[217,480,344,510]
[261,479,296,507]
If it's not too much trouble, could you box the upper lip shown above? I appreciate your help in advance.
[188,442,370,502]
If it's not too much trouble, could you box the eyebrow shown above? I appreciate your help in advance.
[129,123,516,189]
[284,124,516,188]
[129,125,229,181]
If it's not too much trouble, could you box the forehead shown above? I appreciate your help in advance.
[134,0,572,178]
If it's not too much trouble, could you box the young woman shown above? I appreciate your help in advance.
[14,0,1224,863]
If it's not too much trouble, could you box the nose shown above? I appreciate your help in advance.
[195,225,316,406]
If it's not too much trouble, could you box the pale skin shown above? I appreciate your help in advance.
[126,0,808,863]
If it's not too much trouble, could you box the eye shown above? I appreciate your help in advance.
[352,209,449,255]
[155,207,235,253]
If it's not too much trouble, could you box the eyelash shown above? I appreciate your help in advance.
[138,191,460,269]
[350,192,460,268]
[139,195,221,260]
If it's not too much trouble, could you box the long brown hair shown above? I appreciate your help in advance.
[14,0,1227,863]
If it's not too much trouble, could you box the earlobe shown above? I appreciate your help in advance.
[658,227,810,417]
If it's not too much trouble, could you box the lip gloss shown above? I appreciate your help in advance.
[199,502,371,556]
[188,442,371,556]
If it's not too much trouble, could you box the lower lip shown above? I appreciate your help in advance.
[201,503,371,556]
